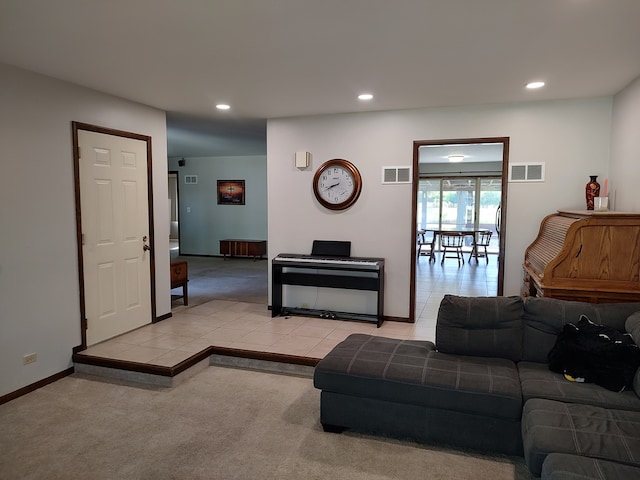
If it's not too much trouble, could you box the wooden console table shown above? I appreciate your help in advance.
[170,259,188,305]
[220,239,267,261]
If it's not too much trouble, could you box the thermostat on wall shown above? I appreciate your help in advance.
[295,151,310,168]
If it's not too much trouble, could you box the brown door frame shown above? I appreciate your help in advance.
[410,137,510,323]
[72,121,156,349]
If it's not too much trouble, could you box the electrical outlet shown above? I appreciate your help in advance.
[301,303,309,309]
[23,353,37,365]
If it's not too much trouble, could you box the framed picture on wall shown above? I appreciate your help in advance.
[217,180,245,205]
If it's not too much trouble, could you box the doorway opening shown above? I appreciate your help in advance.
[417,177,501,255]
[411,137,509,323]
[168,171,180,257]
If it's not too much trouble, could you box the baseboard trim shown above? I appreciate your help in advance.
[73,353,174,376]
[208,346,319,367]
[155,311,172,323]
[73,345,319,381]
[385,315,412,323]
[3,348,320,403]
[0,367,75,405]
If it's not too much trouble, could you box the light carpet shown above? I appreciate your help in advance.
[0,366,531,479]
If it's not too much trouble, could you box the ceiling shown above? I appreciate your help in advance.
[419,143,504,164]
[2,1,640,157]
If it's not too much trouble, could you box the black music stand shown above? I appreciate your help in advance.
[311,240,351,257]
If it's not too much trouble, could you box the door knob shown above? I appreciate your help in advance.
[143,244,151,252]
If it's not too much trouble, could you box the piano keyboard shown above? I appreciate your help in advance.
[274,254,382,269]
[271,252,385,326]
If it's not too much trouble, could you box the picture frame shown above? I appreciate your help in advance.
[217,180,245,205]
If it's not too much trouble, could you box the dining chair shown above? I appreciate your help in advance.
[469,230,493,264]
[440,232,465,266]
[417,230,435,262]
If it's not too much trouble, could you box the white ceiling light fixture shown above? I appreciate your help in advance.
[216,103,231,110]
[526,81,545,89]
[448,155,465,163]
[358,93,373,100]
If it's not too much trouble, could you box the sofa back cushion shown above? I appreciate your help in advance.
[522,297,640,363]
[436,295,524,361]
[626,311,640,398]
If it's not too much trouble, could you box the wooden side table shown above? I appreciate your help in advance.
[170,260,188,305]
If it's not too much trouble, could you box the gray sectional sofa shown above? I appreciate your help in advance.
[313,295,640,479]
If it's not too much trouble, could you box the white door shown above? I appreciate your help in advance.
[78,129,152,345]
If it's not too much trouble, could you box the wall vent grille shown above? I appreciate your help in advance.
[509,163,545,182]
[184,175,198,185]
[382,166,411,184]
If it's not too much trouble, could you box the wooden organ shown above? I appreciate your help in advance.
[522,210,640,303]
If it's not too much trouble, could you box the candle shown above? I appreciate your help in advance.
[603,178,608,197]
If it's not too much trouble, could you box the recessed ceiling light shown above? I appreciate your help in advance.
[216,104,231,110]
[358,93,373,100]
[526,81,545,89]
[448,155,465,163]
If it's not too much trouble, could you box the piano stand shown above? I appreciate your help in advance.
[271,255,385,327]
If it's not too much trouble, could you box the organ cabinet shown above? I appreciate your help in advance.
[523,210,640,303]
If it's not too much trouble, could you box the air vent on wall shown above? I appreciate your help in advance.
[382,166,411,184]
[184,175,198,185]
[509,163,545,182]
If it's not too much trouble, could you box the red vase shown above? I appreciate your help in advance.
[585,175,600,210]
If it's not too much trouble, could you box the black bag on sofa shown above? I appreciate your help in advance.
[548,315,640,392]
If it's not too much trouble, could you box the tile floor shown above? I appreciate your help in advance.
[78,253,498,368]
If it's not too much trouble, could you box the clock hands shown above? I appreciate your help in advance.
[322,180,341,192]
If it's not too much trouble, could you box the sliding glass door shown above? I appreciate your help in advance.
[416,179,440,230]
[417,177,501,252]
[477,178,501,253]
[440,179,475,229]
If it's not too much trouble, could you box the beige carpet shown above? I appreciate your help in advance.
[0,366,531,479]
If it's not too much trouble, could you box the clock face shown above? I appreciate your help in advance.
[313,159,362,210]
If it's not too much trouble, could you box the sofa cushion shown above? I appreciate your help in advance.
[518,361,640,411]
[522,398,640,477]
[314,333,436,394]
[522,297,640,363]
[435,294,524,361]
[419,351,522,419]
[627,311,640,399]
[541,453,640,480]
[314,334,522,420]
[627,311,640,342]
[313,333,435,380]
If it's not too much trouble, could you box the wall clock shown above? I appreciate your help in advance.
[313,159,362,211]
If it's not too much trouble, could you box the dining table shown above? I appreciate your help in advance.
[419,225,488,262]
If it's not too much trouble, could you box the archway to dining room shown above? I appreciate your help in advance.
[410,137,510,324]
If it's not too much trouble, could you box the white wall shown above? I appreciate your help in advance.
[167,156,268,255]
[0,63,170,397]
[610,76,640,212]
[267,98,612,318]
